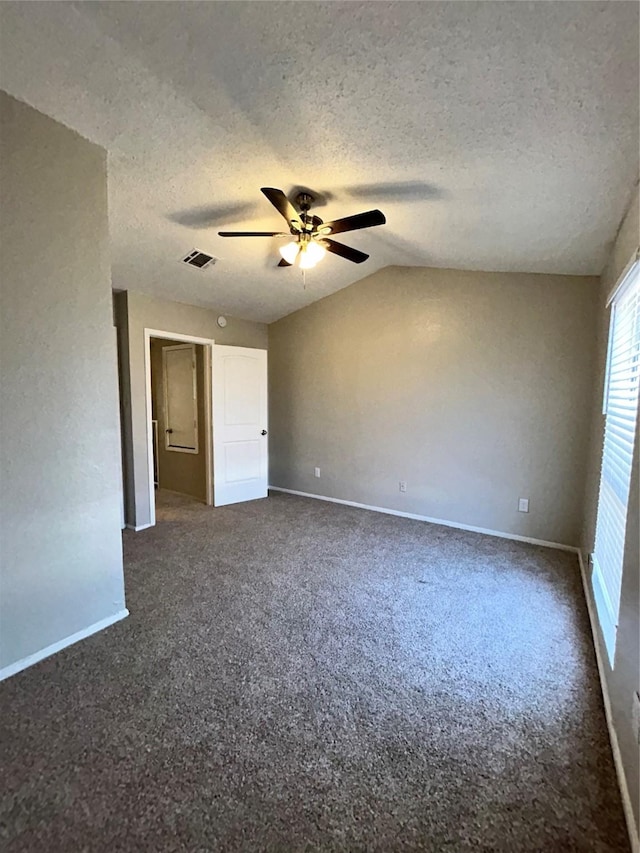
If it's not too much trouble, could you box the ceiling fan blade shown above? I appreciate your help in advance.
[260,188,302,231]
[320,209,385,236]
[323,238,369,264]
[277,258,292,267]
[218,231,287,237]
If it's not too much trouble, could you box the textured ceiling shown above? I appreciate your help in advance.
[0,1,638,322]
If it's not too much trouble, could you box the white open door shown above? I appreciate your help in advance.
[213,345,268,506]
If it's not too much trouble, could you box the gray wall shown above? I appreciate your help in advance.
[269,266,599,547]
[581,184,639,835]
[150,338,206,502]
[116,291,268,528]
[0,92,126,673]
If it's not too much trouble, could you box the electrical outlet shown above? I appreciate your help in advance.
[632,691,640,746]
[314,467,321,478]
[518,497,529,513]
[399,481,407,493]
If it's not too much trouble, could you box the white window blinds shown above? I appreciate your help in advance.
[592,258,640,664]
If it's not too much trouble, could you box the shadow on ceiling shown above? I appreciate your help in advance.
[276,180,446,209]
[168,202,257,229]
[343,181,446,202]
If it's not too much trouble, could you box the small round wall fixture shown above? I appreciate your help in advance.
[217,315,227,328]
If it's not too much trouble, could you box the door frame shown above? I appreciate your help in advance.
[144,328,214,527]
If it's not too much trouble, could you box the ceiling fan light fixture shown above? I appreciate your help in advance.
[299,250,316,270]
[301,240,327,269]
[279,240,300,264]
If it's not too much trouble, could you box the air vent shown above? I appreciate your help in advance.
[181,249,218,270]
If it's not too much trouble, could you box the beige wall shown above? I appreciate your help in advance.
[269,266,599,547]
[0,92,126,673]
[581,184,639,836]
[116,291,268,527]
[150,338,206,502]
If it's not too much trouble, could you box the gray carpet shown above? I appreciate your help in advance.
[0,490,629,851]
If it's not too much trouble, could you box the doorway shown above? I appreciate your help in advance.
[143,329,269,528]
[149,337,211,509]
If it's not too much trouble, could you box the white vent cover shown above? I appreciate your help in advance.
[181,249,218,270]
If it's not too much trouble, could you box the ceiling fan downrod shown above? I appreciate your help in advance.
[295,192,314,213]
[295,192,315,233]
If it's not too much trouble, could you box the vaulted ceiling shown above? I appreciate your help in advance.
[0,1,638,322]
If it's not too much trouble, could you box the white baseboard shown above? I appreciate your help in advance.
[577,551,639,853]
[0,609,129,682]
[126,522,153,532]
[268,486,578,553]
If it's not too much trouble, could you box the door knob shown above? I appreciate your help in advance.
[261,430,267,436]
[166,428,174,434]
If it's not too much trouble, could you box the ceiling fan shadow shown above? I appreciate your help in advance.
[344,181,446,203]
[288,186,335,208]
[168,201,257,229]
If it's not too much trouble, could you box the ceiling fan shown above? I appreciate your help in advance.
[218,188,386,269]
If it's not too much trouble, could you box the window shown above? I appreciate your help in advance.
[592,256,639,664]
